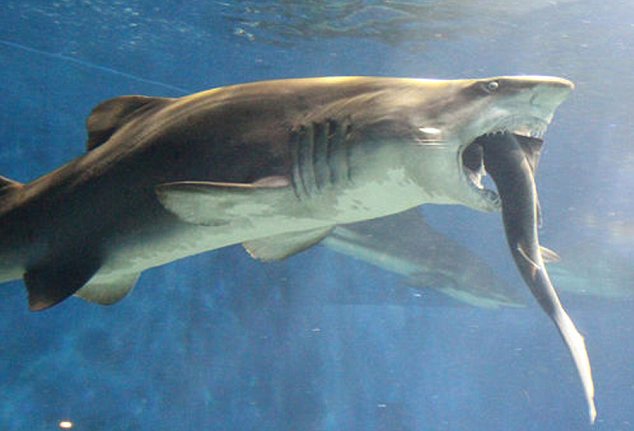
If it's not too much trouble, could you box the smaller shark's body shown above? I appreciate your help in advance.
[323,209,525,308]
[0,76,595,421]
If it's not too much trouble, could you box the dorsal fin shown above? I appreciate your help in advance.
[86,95,170,151]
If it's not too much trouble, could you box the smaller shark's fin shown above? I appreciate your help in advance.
[243,226,334,261]
[75,273,140,305]
[86,95,171,150]
[24,256,101,311]
[0,175,23,199]
[518,244,560,266]
[540,246,561,263]
[155,177,291,226]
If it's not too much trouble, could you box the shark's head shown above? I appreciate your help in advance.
[412,76,595,423]
[406,76,574,211]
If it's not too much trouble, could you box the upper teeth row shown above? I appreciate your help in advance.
[485,126,545,139]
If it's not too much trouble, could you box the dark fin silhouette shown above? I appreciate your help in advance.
[86,95,171,150]
[243,226,334,261]
[24,256,101,311]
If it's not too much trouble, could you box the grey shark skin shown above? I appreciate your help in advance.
[323,209,525,308]
[477,131,596,423]
[0,76,592,419]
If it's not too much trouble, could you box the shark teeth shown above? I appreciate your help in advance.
[484,119,548,140]
[484,127,545,140]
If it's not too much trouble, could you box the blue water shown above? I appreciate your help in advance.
[1,1,634,430]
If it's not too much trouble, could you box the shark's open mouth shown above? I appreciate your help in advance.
[461,123,547,207]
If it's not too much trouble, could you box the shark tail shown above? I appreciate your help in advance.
[0,174,124,312]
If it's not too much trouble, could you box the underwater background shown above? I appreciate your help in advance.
[1,1,633,430]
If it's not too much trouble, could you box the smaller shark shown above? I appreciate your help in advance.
[323,208,525,308]
[0,76,594,421]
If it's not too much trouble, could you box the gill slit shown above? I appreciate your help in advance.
[290,127,303,200]
[344,123,352,182]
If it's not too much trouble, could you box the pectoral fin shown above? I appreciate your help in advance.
[540,246,561,263]
[244,226,334,261]
[74,273,141,305]
[155,176,292,226]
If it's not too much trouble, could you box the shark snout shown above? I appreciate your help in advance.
[526,77,574,110]
[502,75,574,91]
[530,76,574,90]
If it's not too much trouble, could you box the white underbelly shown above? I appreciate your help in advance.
[94,169,433,281]
[96,215,329,278]
[91,142,467,283]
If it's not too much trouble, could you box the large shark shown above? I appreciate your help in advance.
[0,76,594,421]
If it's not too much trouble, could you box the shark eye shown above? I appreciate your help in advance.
[485,81,499,92]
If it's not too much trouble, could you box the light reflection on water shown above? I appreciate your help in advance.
[220,0,579,48]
